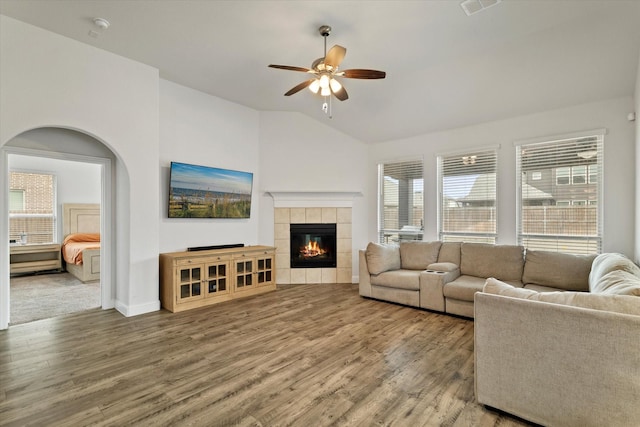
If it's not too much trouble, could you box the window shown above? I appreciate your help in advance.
[588,165,597,184]
[378,159,424,243]
[556,167,570,185]
[437,149,497,243]
[516,132,603,254]
[9,172,57,244]
[571,166,586,184]
[531,171,542,181]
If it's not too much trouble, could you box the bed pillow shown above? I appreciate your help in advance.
[366,242,400,275]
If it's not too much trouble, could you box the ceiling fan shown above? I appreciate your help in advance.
[268,25,386,107]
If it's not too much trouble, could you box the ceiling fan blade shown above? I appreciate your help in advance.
[339,69,386,79]
[284,79,316,96]
[269,64,313,73]
[324,45,346,69]
[331,84,349,101]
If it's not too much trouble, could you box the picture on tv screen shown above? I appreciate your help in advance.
[169,161,253,219]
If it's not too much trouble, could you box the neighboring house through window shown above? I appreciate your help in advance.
[9,171,57,244]
[378,159,424,243]
[516,131,603,254]
[437,148,498,244]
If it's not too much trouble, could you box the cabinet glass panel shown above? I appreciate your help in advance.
[237,275,245,288]
[266,258,272,269]
[205,262,229,297]
[192,283,201,296]
[180,269,190,282]
[180,284,190,298]
[258,259,264,270]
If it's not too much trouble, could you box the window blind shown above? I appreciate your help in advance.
[378,159,424,244]
[438,149,497,243]
[9,172,57,244]
[516,134,603,254]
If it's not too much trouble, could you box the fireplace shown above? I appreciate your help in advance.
[290,223,337,268]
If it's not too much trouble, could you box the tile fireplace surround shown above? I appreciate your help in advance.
[269,192,358,285]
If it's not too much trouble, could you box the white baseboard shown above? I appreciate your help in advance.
[115,299,161,317]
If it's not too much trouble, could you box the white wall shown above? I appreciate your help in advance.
[258,111,369,279]
[635,48,640,264]
[159,79,261,252]
[369,96,637,257]
[0,15,160,322]
[8,154,101,243]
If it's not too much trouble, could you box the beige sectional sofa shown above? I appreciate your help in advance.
[360,242,640,425]
[475,252,640,427]
[359,241,596,318]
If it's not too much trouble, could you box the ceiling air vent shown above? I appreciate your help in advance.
[460,0,502,16]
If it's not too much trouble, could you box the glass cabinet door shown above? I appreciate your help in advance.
[235,259,254,290]
[256,256,274,286]
[205,261,229,297]
[177,266,204,303]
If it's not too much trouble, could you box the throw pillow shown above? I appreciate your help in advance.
[365,242,401,275]
[591,269,640,296]
[589,253,640,291]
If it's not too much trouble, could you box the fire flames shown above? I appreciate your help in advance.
[300,240,327,258]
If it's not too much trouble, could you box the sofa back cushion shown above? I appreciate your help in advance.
[399,241,442,270]
[590,270,640,296]
[484,277,640,316]
[437,242,461,265]
[365,242,401,275]
[589,253,640,290]
[460,243,524,281]
[523,250,595,292]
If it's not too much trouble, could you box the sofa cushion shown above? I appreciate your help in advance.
[427,262,459,273]
[437,242,461,265]
[484,278,640,316]
[523,250,595,291]
[399,241,442,270]
[365,242,400,275]
[370,270,420,290]
[460,243,524,281]
[589,253,640,290]
[591,270,640,296]
[524,284,566,293]
[443,275,486,301]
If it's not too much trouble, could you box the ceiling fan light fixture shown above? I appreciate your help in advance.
[329,78,342,92]
[320,86,331,97]
[319,74,330,89]
[308,79,320,94]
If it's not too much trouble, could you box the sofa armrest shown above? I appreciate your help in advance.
[419,268,460,312]
[359,250,372,297]
[474,292,640,427]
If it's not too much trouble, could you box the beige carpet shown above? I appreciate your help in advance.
[10,272,100,325]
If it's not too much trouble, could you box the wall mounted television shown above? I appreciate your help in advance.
[168,161,253,219]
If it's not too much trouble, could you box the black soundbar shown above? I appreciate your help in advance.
[187,243,244,252]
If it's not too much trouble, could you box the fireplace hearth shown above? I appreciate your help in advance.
[290,223,337,268]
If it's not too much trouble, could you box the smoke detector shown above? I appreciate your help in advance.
[93,17,110,30]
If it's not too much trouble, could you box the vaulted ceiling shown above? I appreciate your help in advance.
[1,0,639,143]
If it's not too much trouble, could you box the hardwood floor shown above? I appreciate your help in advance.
[0,284,533,426]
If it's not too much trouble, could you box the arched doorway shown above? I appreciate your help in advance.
[1,127,115,328]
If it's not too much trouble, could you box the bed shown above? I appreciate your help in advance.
[62,203,101,282]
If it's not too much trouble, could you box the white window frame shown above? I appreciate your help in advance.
[515,129,604,255]
[377,158,424,244]
[437,147,498,244]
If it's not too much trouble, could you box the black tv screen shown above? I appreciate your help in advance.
[168,161,253,219]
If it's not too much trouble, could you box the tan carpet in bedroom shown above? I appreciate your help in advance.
[9,272,100,325]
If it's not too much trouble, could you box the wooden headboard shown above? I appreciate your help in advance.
[63,203,100,236]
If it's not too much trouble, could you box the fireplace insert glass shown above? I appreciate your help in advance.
[290,223,337,268]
